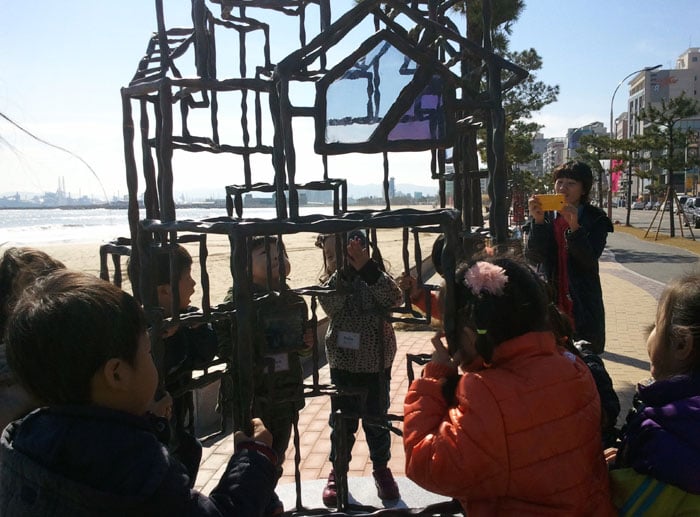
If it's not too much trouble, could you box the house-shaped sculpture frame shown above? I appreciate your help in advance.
[109,1,527,514]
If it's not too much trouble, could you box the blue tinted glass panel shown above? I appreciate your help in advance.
[326,41,416,144]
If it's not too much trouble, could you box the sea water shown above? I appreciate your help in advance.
[0,206,336,246]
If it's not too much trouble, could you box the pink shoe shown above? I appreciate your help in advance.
[322,469,337,507]
[373,467,400,500]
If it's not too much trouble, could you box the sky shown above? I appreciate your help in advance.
[1,0,699,200]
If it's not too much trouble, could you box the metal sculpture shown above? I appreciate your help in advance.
[104,1,527,514]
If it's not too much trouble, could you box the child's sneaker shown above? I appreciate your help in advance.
[321,469,337,507]
[373,467,400,500]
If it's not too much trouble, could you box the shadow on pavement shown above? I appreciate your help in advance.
[608,248,697,264]
[603,351,649,372]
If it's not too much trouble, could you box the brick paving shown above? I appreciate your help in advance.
[194,248,667,499]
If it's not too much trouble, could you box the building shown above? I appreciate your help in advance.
[627,48,700,138]
[623,48,700,194]
[543,138,565,175]
[565,122,606,161]
[518,132,550,177]
[612,111,628,140]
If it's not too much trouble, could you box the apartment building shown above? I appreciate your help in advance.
[518,132,550,177]
[543,138,565,175]
[627,48,700,137]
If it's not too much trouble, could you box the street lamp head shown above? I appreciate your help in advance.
[607,64,662,218]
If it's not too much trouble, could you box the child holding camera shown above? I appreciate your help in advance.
[316,231,403,506]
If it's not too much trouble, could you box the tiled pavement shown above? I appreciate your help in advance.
[193,247,666,509]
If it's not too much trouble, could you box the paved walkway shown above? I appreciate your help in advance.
[193,248,665,510]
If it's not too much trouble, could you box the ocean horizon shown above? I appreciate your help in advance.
[0,206,340,246]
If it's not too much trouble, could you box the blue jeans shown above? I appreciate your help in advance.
[328,368,392,469]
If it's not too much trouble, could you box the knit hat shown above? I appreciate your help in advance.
[553,161,593,199]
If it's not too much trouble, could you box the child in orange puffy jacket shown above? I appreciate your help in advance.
[403,255,615,516]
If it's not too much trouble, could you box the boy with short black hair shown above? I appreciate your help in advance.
[129,244,219,481]
[151,245,218,481]
[1,269,277,516]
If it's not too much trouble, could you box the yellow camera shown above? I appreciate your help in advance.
[535,194,565,211]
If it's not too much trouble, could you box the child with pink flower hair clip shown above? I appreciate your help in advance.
[403,255,615,516]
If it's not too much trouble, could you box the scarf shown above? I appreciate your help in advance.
[553,214,574,326]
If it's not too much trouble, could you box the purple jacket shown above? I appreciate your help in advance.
[616,374,700,493]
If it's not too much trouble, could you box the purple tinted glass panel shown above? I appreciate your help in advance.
[388,77,445,141]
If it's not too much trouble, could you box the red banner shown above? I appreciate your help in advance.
[611,160,625,193]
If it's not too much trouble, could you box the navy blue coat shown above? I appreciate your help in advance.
[0,406,276,516]
[526,203,613,353]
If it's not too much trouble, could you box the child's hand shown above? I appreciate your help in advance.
[398,273,421,300]
[234,418,273,448]
[430,331,457,366]
[604,447,617,467]
[149,391,173,419]
[346,238,369,271]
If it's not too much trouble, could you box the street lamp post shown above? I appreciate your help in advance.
[608,64,662,218]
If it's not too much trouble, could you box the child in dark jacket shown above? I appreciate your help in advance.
[608,272,700,514]
[152,245,218,481]
[548,303,620,448]
[0,270,278,516]
[216,236,313,516]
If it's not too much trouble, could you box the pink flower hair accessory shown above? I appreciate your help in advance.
[463,261,508,297]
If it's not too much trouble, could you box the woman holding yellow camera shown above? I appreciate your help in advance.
[526,161,613,354]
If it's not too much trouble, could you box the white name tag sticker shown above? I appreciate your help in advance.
[337,331,361,350]
[266,353,289,372]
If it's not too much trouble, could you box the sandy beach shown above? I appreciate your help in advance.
[22,227,437,309]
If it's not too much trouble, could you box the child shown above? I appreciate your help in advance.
[608,272,700,514]
[140,244,218,482]
[397,234,445,322]
[547,303,620,449]
[0,269,278,515]
[217,235,313,516]
[0,247,65,432]
[316,230,403,506]
[403,256,615,515]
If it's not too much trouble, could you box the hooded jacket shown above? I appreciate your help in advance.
[404,331,615,516]
[0,406,276,516]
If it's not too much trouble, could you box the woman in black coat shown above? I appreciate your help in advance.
[526,161,614,354]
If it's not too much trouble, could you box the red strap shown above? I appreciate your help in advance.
[237,440,278,464]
